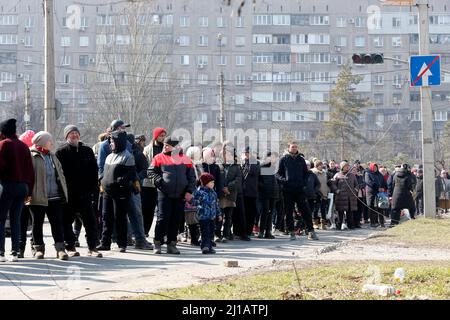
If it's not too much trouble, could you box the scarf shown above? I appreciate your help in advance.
[35,145,50,155]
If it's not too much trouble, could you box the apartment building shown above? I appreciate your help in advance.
[0,0,449,156]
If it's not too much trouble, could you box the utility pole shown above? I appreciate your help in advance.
[44,0,56,135]
[218,33,226,143]
[24,81,31,130]
[416,0,436,218]
[219,72,225,143]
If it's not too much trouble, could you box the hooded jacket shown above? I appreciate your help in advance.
[275,152,308,193]
[148,148,196,199]
[101,132,138,196]
[190,186,222,221]
[390,168,415,210]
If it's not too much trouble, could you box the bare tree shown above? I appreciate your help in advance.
[85,1,180,141]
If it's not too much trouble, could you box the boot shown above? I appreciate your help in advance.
[33,244,45,259]
[66,245,80,257]
[167,241,180,255]
[313,218,320,229]
[153,241,162,254]
[320,219,328,230]
[55,242,69,260]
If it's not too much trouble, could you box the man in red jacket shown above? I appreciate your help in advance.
[0,119,35,262]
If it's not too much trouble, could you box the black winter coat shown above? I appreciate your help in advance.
[199,162,223,197]
[391,168,415,210]
[55,142,98,201]
[259,162,280,199]
[415,176,423,200]
[132,144,149,181]
[276,152,308,193]
[305,170,321,199]
[241,159,260,198]
[365,170,386,196]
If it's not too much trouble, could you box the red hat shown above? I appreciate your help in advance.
[153,127,167,140]
[199,173,215,186]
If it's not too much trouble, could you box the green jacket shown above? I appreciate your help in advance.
[27,147,68,206]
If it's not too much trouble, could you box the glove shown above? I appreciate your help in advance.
[133,181,141,194]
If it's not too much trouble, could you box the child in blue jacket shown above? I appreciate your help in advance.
[191,173,222,254]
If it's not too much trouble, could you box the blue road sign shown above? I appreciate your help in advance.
[410,55,441,87]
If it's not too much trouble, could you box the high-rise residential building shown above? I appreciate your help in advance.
[0,0,449,159]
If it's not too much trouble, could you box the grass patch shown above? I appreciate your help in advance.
[137,261,450,300]
[367,218,450,249]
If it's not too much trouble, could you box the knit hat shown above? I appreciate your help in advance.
[153,127,167,140]
[163,135,179,147]
[32,131,53,147]
[199,173,215,186]
[63,125,80,140]
[19,130,35,147]
[110,131,127,153]
[0,118,17,137]
[340,161,349,171]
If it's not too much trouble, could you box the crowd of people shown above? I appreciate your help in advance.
[0,117,432,262]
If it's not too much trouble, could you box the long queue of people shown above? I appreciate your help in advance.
[0,118,423,262]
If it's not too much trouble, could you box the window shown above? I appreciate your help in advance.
[0,53,16,64]
[61,55,71,66]
[253,15,272,25]
[218,55,227,65]
[373,36,384,47]
[199,16,208,27]
[23,36,33,47]
[392,93,402,104]
[296,53,329,64]
[96,34,113,45]
[392,17,401,28]
[198,35,208,46]
[0,15,18,25]
[181,73,190,85]
[374,75,384,85]
[336,16,346,27]
[274,34,290,44]
[0,34,17,45]
[25,56,32,65]
[116,35,130,45]
[273,15,290,25]
[411,111,421,121]
[198,74,208,85]
[199,91,208,105]
[235,36,246,47]
[236,16,244,27]
[195,112,208,123]
[179,36,189,46]
[336,36,347,47]
[198,55,208,66]
[61,36,71,47]
[120,15,129,25]
[291,15,310,26]
[217,16,227,27]
[0,91,13,102]
[235,95,245,105]
[316,112,325,121]
[355,17,366,27]
[369,16,383,29]
[235,113,245,124]
[63,74,70,84]
[253,34,272,44]
[78,93,88,105]
[374,93,384,105]
[274,52,290,64]
[393,55,402,66]
[77,113,85,124]
[180,55,189,65]
[79,55,88,66]
[0,72,14,83]
[273,92,291,102]
[164,14,173,26]
[253,72,272,82]
[272,111,287,121]
[355,36,365,47]
[79,36,89,47]
[310,72,330,83]
[180,93,188,104]
[180,16,190,27]
[273,72,290,83]
[97,15,112,26]
[392,36,402,47]
[24,16,34,28]
[236,56,245,66]
[80,17,88,28]
[292,72,308,83]
[310,15,329,25]
[235,74,245,85]
[253,53,272,64]
[434,111,448,121]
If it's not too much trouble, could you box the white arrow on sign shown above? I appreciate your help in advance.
[419,62,433,86]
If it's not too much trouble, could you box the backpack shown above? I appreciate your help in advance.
[376,192,389,209]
